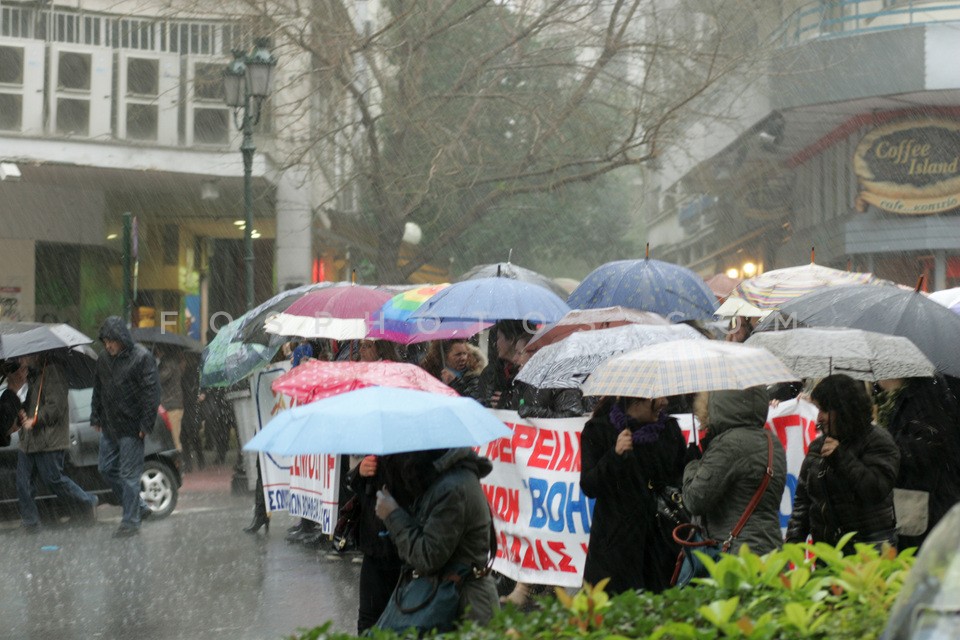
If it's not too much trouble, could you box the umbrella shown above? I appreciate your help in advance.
[366,284,492,344]
[745,327,935,381]
[714,296,769,319]
[200,315,277,387]
[582,339,798,398]
[756,284,960,378]
[706,273,741,299]
[265,285,394,339]
[271,360,459,403]
[458,262,569,298]
[130,327,202,352]
[525,306,671,351]
[407,277,570,324]
[516,323,704,389]
[242,386,512,456]
[567,259,718,322]
[0,325,93,359]
[735,263,884,310]
[236,281,341,345]
[928,287,960,314]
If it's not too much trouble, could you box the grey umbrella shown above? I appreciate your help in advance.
[131,326,202,352]
[0,325,93,359]
[745,327,935,381]
[515,322,704,389]
[458,262,568,298]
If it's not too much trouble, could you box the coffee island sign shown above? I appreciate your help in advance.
[854,118,960,215]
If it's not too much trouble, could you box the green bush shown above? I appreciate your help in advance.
[290,534,914,640]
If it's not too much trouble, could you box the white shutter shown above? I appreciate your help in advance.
[116,51,180,145]
[47,43,113,139]
[0,38,45,134]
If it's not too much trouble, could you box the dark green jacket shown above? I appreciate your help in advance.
[384,448,499,624]
[683,387,787,555]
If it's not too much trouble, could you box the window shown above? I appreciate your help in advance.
[56,98,90,135]
[193,108,229,144]
[193,62,224,101]
[0,46,24,85]
[58,51,92,90]
[127,58,158,96]
[0,94,22,130]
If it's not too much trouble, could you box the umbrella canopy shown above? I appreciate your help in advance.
[130,327,202,352]
[756,284,960,378]
[458,262,569,298]
[735,263,883,310]
[200,316,277,387]
[928,287,960,314]
[408,277,570,324]
[265,285,394,339]
[582,339,798,398]
[706,273,741,299]
[0,325,93,359]
[366,284,492,344]
[525,306,670,351]
[516,323,704,389]
[236,281,341,345]
[271,360,459,404]
[242,386,512,456]
[745,327,935,381]
[567,259,718,322]
[714,296,769,319]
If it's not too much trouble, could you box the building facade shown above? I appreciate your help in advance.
[647,1,960,291]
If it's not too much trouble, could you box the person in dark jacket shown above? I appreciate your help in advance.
[348,455,402,633]
[376,448,499,626]
[682,386,787,555]
[497,335,585,418]
[0,359,25,447]
[580,395,687,594]
[91,316,161,538]
[179,352,204,472]
[876,376,960,550]
[786,374,900,550]
[420,339,484,400]
[477,321,528,407]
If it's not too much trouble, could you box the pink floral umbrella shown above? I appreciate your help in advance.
[271,360,458,404]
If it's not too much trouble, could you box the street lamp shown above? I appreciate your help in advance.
[223,38,277,311]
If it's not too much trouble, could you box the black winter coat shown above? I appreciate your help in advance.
[346,463,402,561]
[786,426,900,546]
[580,412,687,594]
[498,381,585,418]
[91,317,161,439]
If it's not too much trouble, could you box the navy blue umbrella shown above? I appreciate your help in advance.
[567,259,718,322]
[408,277,570,324]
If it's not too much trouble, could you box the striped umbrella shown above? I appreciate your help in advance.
[516,323,703,389]
[735,263,884,310]
[366,284,492,344]
[582,339,798,398]
[265,284,394,339]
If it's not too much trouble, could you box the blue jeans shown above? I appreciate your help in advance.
[98,433,145,529]
[16,449,98,527]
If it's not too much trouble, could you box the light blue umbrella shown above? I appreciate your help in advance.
[407,277,570,324]
[243,386,512,456]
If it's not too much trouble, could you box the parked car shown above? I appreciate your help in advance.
[0,354,182,522]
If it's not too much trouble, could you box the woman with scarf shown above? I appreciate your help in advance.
[579,396,687,594]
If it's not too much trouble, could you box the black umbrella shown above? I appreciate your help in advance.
[457,262,568,299]
[756,283,960,378]
[131,327,202,352]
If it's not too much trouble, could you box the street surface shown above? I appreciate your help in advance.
[0,461,360,640]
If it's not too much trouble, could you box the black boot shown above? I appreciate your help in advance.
[243,510,269,534]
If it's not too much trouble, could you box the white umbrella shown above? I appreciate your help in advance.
[582,339,798,398]
[714,296,769,319]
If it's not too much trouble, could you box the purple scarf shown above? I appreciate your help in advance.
[609,402,668,445]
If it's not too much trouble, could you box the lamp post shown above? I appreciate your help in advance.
[223,38,277,311]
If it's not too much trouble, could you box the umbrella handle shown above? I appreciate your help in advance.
[32,365,46,423]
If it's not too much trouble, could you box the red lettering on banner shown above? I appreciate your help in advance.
[536,540,557,571]
[529,429,555,468]
[485,435,516,464]
[521,541,539,569]
[483,485,520,524]
[496,534,582,574]
[513,424,537,453]
[548,541,577,573]
[557,431,577,472]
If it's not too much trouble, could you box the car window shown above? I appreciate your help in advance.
[69,388,93,423]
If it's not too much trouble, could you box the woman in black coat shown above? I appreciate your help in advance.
[786,375,900,550]
[579,396,687,594]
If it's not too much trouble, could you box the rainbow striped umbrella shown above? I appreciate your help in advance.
[735,263,884,310]
[366,284,492,344]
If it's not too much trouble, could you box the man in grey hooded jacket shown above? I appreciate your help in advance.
[682,386,787,555]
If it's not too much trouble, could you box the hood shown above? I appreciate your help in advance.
[98,316,134,351]
[706,386,769,436]
[433,447,493,479]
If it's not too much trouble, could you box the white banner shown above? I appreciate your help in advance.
[251,365,341,534]
[483,399,819,587]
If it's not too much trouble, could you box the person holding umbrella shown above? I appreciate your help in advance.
[419,339,484,400]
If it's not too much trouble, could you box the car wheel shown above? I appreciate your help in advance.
[140,460,178,519]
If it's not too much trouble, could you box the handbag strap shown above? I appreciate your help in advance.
[723,429,775,551]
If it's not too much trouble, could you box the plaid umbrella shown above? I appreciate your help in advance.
[516,323,703,389]
[525,306,670,351]
[582,339,798,398]
[745,327,935,381]
[271,360,458,403]
[735,263,885,310]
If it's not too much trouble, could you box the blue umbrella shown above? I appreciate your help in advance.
[242,386,512,455]
[567,259,718,322]
[407,277,570,325]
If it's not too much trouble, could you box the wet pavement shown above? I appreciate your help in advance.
[0,459,360,640]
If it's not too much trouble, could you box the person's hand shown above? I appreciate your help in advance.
[376,486,399,521]
[198,392,206,402]
[139,431,145,440]
[615,428,633,455]
[440,369,456,385]
[21,417,35,431]
[359,455,378,478]
[490,392,502,406]
[821,437,839,457]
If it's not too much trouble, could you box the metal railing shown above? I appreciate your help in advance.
[772,0,960,47]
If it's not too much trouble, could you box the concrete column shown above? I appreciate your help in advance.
[934,250,947,292]
[274,167,313,291]
[865,253,875,274]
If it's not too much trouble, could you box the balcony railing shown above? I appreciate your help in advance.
[772,0,960,47]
